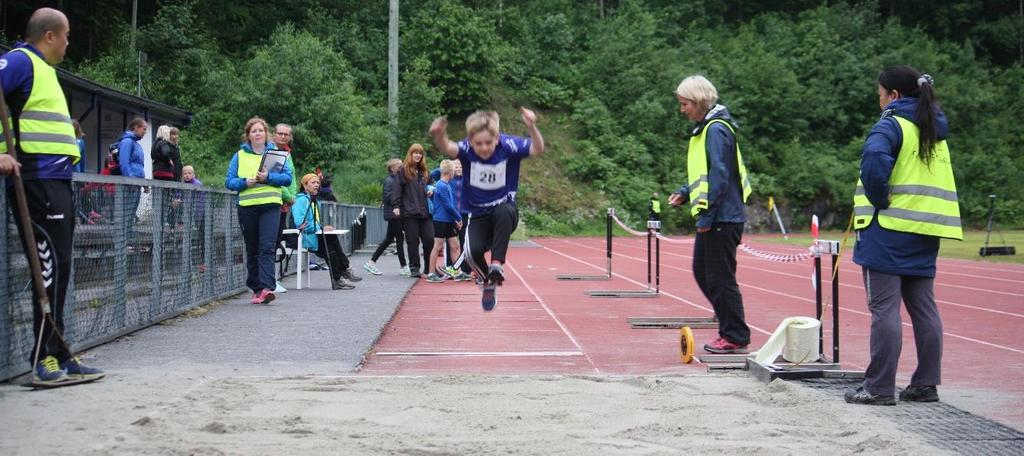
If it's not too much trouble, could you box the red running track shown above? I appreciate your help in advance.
[360,235,1024,429]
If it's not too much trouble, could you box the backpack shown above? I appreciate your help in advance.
[107,142,122,175]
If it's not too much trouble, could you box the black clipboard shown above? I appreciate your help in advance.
[258,149,289,175]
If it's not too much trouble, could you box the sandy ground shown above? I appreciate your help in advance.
[1,372,945,455]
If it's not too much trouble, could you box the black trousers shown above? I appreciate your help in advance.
[401,217,433,273]
[237,203,280,292]
[370,218,407,266]
[693,222,750,345]
[464,201,517,277]
[8,179,75,364]
[315,232,351,279]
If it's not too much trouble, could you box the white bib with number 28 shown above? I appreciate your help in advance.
[469,160,507,191]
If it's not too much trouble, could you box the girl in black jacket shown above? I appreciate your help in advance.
[364,159,408,275]
[391,144,434,278]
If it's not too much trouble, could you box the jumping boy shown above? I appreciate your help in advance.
[425,160,468,282]
[429,107,544,310]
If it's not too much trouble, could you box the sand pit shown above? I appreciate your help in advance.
[79,374,943,455]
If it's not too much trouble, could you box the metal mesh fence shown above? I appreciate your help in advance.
[1,175,384,381]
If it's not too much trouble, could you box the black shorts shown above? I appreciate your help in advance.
[433,221,457,239]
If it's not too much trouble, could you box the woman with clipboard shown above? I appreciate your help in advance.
[224,116,293,305]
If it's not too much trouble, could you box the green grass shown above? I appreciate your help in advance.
[754,230,1024,264]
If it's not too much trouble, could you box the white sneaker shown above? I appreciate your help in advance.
[274,281,287,293]
[363,261,383,275]
[399,266,411,276]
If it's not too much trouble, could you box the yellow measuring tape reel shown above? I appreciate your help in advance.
[679,326,695,364]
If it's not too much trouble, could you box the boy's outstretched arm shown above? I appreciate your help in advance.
[429,117,460,159]
[521,107,545,157]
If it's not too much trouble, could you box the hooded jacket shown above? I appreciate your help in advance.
[117,130,146,178]
[675,105,747,228]
[853,97,950,277]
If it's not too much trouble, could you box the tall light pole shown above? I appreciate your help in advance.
[388,0,399,155]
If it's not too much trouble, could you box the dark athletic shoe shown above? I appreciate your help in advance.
[34,356,68,383]
[487,264,505,286]
[844,386,896,406]
[341,269,363,282]
[60,357,105,380]
[331,277,356,290]
[481,283,497,311]
[899,385,939,402]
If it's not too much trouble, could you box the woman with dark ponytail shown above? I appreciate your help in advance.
[847,65,963,406]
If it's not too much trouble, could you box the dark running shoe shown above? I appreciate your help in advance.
[487,264,505,286]
[332,276,355,290]
[481,282,498,311]
[60,357,105,380]
[34,356,68,383]
[341,269,363,282]
[899,385,939,402]
[844,386,896,406]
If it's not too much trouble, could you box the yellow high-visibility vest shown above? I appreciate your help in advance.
[853,116,962,240]
[650,199,661,214]
[0,48,79,161]
[687,119,751,217]
[236,151,282,206]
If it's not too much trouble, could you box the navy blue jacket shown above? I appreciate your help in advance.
[853,97,950,277]
[675,106,747,228]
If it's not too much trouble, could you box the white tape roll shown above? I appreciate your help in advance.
[754,317,821,365]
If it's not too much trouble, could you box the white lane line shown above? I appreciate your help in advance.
[374,351,584,357]
[505,261,601,374]
[543,241,1024,355]
[540,245,774,337]
[562,238,1024,308]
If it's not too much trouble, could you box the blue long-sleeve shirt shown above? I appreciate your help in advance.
[117,130,146,178]
[224,143,293,192]
[431,178,462,223]
[853,97,949,277]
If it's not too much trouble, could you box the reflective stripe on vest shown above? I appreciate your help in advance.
[236,151,282,206]
[852,116,962,240]
[686,119,751,217]
[0,48,79,161]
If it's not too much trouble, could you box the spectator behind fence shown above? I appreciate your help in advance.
[72,119,86,173]
[364,158,409,276]
[152,125,181,181]
[224,116,292,305]
[392,143,434,278]
[153,125,182,228]
[117,117,148,227]
[0,7,104,384]
[292,173,362,290]
[181,165,207,272]
[271,123,299,293]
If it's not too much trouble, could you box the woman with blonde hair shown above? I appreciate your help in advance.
[390,144,434,278]
[364,158,409,275]
[668,75,752,354]
[224,116,293,304]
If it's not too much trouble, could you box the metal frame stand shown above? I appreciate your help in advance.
[980,194,1016,256]
[741,240,864,382]
[557,208,613,280]
[586,220,660,298]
